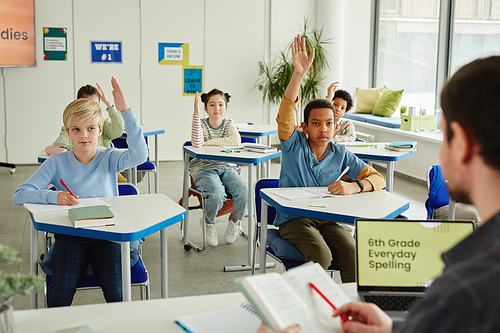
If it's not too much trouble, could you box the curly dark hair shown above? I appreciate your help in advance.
[200,89,231,107]
[441,55,500,170]
[303,99,335,125]
[333,89,353,112]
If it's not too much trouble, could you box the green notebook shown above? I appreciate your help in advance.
[68,205,115,228]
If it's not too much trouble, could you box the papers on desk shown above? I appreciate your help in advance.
[44,324,94,333]
[175,303,261,333]
[24,198,110,214]
[272,188,349,201]
[235,122,254,129]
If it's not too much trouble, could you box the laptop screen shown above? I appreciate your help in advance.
[355,220,475,292]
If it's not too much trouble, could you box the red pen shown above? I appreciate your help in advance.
[308,282,348,323]
[60,179,77,198]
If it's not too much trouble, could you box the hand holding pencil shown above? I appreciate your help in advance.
[57,179,79,205]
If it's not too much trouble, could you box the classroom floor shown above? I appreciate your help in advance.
[0,161,429,310]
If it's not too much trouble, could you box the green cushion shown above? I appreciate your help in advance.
[372,88,404,117]
[355,86,386,114]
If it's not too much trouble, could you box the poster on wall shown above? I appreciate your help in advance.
[183,66,203,96]
[91,41,122,63]
[43,27,67,61]
[158,42,189,65]
[0,0,36,66]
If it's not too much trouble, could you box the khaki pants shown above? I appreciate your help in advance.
[279,217,355,282]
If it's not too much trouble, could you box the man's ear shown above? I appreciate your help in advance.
[334,122,339,132]
[98,126,103,138]
[301,122,308,135]
[449,121,474,164]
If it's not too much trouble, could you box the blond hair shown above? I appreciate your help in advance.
[63,98,104,129]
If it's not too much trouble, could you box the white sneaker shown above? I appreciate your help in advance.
[225,219,240,244]
[205,222,218,247]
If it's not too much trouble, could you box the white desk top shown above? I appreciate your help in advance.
[341,142,416,162]
[184,145,281,164]
[237,124,277,137]
[13,284,358,333]
[261,188,410,224]
[27,194,186,242]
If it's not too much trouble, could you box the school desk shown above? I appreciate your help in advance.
[341,142,416,193]
[13,283,359,332]
[25,194,186,308]
[237,123,278,178]
[257,188,410,273]
[183,145,281,272]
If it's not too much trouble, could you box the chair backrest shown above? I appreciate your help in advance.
[118,183,140,196]
[425,165,449,219]
[241,136,257,143]
[255,178,279,225]
[112,136,148,149]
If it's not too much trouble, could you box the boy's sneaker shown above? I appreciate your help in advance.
[204,221,218,247]
[225,218,241,244]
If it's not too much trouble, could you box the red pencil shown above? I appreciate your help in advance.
[60,179,77,198]
[308,282,348,323]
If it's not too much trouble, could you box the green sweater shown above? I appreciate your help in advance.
[52,106,125,150]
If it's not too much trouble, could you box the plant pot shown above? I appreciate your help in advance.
[0,304,15,333]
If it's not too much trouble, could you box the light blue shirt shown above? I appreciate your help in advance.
[274,129,366,227]
[13,108,148,205]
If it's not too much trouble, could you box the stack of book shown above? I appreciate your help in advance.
[242,143,278,153]
[384,141,418,152]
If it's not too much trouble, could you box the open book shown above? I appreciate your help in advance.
[234,263,351,333]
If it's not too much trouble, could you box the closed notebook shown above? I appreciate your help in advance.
[175,303,261,333]
[68,205,115,228]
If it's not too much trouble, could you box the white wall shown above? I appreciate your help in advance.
[0,0,374,164]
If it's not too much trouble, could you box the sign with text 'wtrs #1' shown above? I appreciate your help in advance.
[91,41,122,63]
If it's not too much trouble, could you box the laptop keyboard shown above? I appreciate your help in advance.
[363,295,423,312]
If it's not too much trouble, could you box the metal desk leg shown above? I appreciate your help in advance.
[259,199,269,274]
[386,161,394,193]
[155,134,160,193]
[182,151,190,248]
[121,242,131,302]
[449,196,456,220]
[256,138,262,180]
[266,136,271,178]
[30,216,38,309]
[160,228,168,298]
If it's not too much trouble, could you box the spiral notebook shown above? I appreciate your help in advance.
[175,303,261,333]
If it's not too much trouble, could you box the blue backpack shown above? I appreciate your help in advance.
[425,165,450,219]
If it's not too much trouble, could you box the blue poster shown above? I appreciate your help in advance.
[183,67,203,96]
[91,41,122,63]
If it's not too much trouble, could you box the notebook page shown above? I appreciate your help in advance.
[175,304,261,333]
[24,198,110,214]
[241,273,332,333]
[284,263,352,332]
[271,189,321,201]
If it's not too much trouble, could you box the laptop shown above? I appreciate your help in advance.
[355,219,476,320]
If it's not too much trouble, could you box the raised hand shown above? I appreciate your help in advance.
[194,91,200,116]
[96,83,112,109]
[291,34,314,75]
[111,76,130,112]
[57,192,80,205]
[326,82,339,100]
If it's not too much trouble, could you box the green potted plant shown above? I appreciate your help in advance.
[0,244,44,333]
[257,18,331,127]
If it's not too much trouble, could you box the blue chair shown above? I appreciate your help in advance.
[42,183,150,306]
[112,136,156,193]
[425,165,449,219]
[253,178,340,274]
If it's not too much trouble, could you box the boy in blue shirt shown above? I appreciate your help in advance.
[13,77,148,307]
[274,35,386,283]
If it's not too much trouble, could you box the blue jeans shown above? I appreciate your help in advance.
[48,234,122,307]
[194,168,248,224]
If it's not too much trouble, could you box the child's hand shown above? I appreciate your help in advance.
[291,34,314,76]
[326,82,339,100]
[194,91,200,116]
[111,76,131,112]
[96,83,113,109]
[57,192,80,205]
[327,180,359,195]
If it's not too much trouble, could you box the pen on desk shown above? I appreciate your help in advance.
[334,166,350,183]
[60,179,77,198]
[308,282,348,323]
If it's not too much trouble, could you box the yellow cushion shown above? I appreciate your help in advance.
[355,86,386,114]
